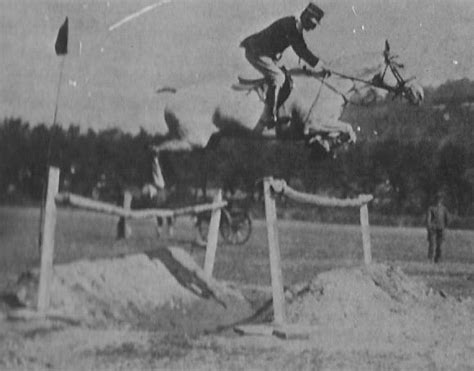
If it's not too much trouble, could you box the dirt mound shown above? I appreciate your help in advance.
[288,264,427,325]
[284,264,474,356]
[13,248,253,334]
[222,263,473,362]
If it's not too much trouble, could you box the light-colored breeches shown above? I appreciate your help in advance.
[244,50,286,89]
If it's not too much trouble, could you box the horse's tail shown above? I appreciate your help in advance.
[155,86,177,94]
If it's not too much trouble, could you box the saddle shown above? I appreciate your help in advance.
[231,77,268,103]
[231,71,293,113]
[232,76,267,91]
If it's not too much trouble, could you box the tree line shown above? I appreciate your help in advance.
[1,79,473,221]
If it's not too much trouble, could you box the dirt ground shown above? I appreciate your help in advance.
[1,246,473,371]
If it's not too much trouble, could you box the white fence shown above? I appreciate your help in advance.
[35,168,374,334]
[263,177,374,327]
[37,167,226,314]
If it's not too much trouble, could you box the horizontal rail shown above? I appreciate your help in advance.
[55,192,227,219]
[269,179,373,207]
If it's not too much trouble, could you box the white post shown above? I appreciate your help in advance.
[360,203,372,265]
[264,177,286,325]
[204,190,222,278]
[37,167,60,313]
[117,191,132,239]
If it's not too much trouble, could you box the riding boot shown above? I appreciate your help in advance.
[261,85,279,129]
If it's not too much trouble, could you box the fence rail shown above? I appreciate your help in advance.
[55,192,227,219]
[37,167,225,316]
[268,178,373,207]
[262,177,374,332]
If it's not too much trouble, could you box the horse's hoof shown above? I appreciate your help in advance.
[154,180,165,189]
[150,146,160,154]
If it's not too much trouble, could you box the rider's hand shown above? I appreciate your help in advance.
[315,60,331,78]
[321,68,331,78]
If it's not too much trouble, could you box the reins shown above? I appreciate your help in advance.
[326,47,413,100]
[327,70,374,86]
[309,58,410,109]
[326,67,401,97]
[296,48,413,127]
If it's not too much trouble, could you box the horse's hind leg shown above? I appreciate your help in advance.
[155,216,175,237]
[155,216,164,237]
[167,216,175,237]
[151,139,194,189]
[152,156,166,189]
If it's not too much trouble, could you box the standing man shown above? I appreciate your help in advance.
[240,2,329,129]
[426,193,450,263]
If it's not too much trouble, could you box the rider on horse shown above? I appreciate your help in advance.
[240,2,330,130]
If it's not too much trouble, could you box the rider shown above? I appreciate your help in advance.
[240,2,329,129]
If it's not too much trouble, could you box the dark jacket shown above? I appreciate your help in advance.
[240,16,320,67]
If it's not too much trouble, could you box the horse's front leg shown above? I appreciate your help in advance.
[338,121,357,144]
[305,120,357,154]
[307,119,357,144]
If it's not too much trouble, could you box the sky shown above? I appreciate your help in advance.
[1,0,473,134]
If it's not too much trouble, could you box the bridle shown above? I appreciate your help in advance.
[297,42,417,140]
[378,41,417,100]
[296,41,415,109]
[326,41,416,103]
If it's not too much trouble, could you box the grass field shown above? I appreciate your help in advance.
[1,206,474,370]
[1,206,473,298]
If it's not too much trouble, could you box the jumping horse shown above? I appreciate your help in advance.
[151,41,424,189]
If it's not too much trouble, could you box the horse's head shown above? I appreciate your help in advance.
[354,41,424,106]
[327,41,424,106]
[283,42,423,153]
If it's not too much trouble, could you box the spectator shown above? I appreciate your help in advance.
[426,193,450,263]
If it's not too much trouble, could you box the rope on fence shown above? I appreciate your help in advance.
[257,177,374,336]
[268,179,373,207]
[37,167,228,316]
[55,192,227,219]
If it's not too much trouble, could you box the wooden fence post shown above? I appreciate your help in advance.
[37,167,60,313]
[204,190,222,278]
[360,203,372,265]
[263,177,286,325]
[117,191,132,239]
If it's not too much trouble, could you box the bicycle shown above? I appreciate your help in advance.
[196,197,252,245]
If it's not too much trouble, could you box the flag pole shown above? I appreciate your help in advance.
[38,56,66,250]
[52,57,66,129]
[38,17,69,252]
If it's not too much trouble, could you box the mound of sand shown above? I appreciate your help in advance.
[4,259,474,369]
[13,248,253,334]
[288,264,427,326]
[283,264,474,358]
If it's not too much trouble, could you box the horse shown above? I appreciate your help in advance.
[151,42,424,189]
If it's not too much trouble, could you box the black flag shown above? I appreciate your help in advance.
[55,17,68,55]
